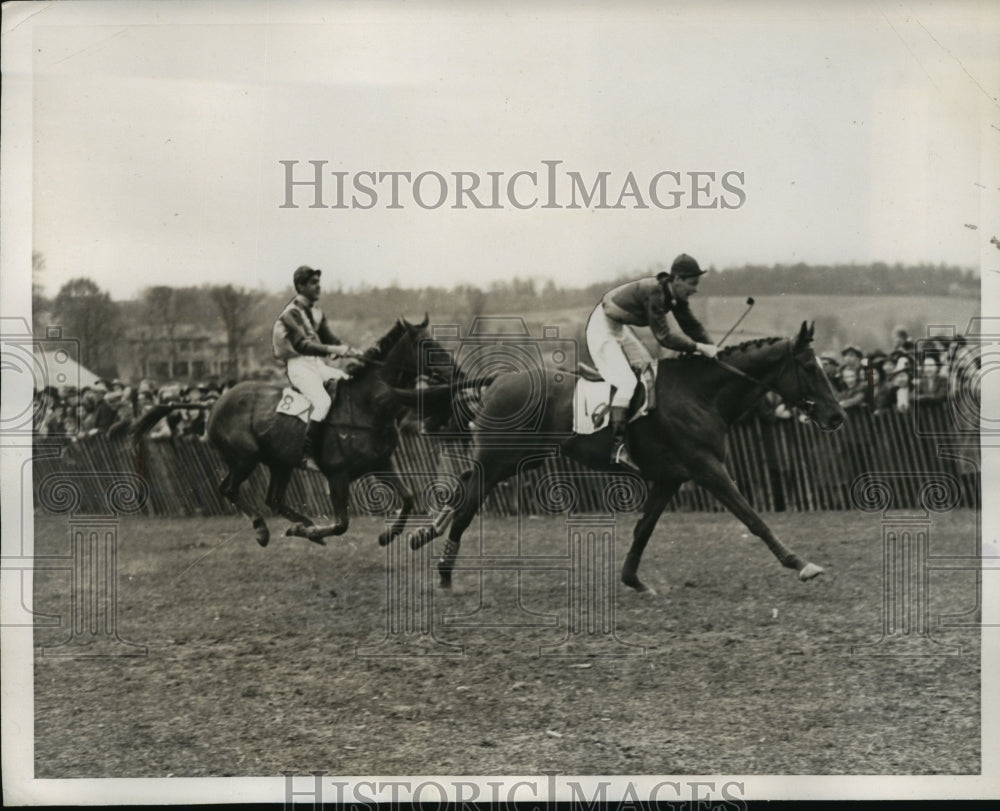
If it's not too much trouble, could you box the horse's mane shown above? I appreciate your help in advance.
[660,336,786,365]
[717,336,786,359]
[360,319,409,363]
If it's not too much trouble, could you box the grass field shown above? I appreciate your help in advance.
[33,509,980,777]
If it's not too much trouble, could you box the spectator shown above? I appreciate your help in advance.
[871,356,897,414]
[836,363,867,411]
[945,334,971,396]
[104,387,135,440]
[92,384,117,434]
[840,345,863,372]
[33,386,61,435]
[914,353,947,405]
[819,352,842,391]
[890,355,914,413]
[77,387,99,436]
[891,325,910,354]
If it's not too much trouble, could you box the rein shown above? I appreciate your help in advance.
[711,344,817,418]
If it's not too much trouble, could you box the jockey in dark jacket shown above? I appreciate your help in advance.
[585,253,718,471]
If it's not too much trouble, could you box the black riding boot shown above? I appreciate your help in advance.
[301,420,324,471]
[609,406,639,472]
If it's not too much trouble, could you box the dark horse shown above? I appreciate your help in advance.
[132,316,445,547]
[412,321,846,592]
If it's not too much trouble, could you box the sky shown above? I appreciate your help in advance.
[10,0,1000,301]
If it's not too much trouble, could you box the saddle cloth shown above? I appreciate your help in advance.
[276,388,313,423]
[572,364,656,435]
[276,379,365,428]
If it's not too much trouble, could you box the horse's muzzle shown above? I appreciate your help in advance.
[800,398,845,432]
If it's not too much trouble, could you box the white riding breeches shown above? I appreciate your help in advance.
[586,304,654,408]
[285,355,350,422]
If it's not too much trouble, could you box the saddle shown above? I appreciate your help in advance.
[572,363,656,436]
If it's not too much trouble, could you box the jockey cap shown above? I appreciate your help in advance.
[670,253,706,279]
[293,265,322,290]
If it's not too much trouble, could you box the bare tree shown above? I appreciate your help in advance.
[51,277,121,378]
[208,284,261,380]
[143,285,180,378]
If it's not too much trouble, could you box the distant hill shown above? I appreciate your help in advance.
[326,292,979,366]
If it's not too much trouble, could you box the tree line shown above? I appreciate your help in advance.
[31,255,978,381]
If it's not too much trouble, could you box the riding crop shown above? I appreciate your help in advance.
[718,297,755,347]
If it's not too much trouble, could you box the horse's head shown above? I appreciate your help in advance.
[371,313,451,388]
[772,321,846,431]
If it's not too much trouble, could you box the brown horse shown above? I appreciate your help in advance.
[132,316,450,547]
[411,321,846,592]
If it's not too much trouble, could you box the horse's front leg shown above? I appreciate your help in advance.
[376,467,417,546]
[621,479,680,594]
[409,468,473,551]
[694,461,824,581]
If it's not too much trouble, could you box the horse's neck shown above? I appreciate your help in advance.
[719,340,789,378]
[694,340,790,423]
[375,341,416,388]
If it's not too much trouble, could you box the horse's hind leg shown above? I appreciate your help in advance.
[219,458,270,547]
[437,461,511,589]
[262,465,325,545]
[621,479,681,594]
[377,483,415,547]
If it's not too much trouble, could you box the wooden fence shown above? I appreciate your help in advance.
[32,402,979,518]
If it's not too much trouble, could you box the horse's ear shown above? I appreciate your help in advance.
[418,312,429,329]
[794,320,812,350]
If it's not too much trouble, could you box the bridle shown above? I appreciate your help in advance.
[711,341,818,420]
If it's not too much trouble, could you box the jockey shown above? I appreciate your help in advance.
[586,253,718,471]
[272,265,360,470]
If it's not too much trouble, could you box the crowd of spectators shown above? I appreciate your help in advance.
[744,326,980,424]
[822,328,978,418]
[33,326,982,444]
[32,378,230,444]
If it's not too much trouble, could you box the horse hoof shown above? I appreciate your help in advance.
[255,528,270,548]
[438,573,453,589]
[798,562,825,581]
[285,523,302,537]
[309,535,326,546]
[378,529,395,547]
[624,579,656,596]
[410,527,433,550]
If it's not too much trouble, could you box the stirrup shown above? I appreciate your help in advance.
[300,455,321,473]
[612,443,640,473]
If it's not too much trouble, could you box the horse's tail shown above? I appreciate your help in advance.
[128,403,195,475]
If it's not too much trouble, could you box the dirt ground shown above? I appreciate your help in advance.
[32,509,980,777]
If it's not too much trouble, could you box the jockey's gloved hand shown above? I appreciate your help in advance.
[696,342,720,359]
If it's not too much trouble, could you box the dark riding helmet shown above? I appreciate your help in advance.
[670,253,706,279]
[293,265,321,290]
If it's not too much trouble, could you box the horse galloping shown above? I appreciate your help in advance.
[413,321,846,593]
[132,316,446,547]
